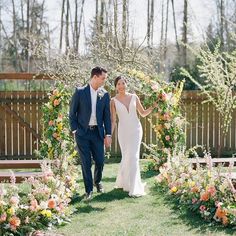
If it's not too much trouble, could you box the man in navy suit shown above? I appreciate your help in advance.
[69,67,112,200]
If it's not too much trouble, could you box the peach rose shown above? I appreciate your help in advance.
[48,199,56,209]
[9,216,21,230]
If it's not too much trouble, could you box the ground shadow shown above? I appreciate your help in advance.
[101,177,116,183]
[92,188,129,202]
[141,170,158,179]
[76,204,106,214]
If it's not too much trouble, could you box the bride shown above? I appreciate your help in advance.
[110,76,156,197]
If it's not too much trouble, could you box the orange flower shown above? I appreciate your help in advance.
[52,133,58,138]
[215,207,227,218]
[9,216,21,230]
[222,216,228,225]
[48,199,56,209]
[200,192,210,201]
[53,99,60,106]
[191,186,199,193]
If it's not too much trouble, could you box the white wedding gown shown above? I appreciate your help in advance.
[114,94,146,197]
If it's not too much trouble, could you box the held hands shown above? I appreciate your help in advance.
[104,136,112,148]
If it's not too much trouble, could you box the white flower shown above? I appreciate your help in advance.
[164,123,171,129]
[40,201,48,209]
[97,87,106,99]
[151,83,159,92]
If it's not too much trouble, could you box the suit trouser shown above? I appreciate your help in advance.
[75,127,104,193]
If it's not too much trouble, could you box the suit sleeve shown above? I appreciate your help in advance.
[103,93,112,136]
[69,88,80,132]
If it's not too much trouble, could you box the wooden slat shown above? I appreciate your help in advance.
[208,100,214,148]
[0,160,45,169]
[0,73,52,80]
[197,101,203,145]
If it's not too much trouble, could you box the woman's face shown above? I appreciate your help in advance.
[116,78,127,93]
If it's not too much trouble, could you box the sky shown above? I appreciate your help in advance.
[1,0,217,53]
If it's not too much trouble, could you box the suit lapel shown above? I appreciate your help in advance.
[84,84,92,113]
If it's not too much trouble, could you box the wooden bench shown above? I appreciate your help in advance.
[0,160,47,183]
[189,157,236,180]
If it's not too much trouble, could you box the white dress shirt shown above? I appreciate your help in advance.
[89,84,98,126]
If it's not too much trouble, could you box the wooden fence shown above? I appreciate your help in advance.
[0,73,235,159]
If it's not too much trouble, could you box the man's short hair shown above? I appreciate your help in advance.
[91,66,107,78]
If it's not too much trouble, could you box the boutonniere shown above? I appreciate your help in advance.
[97,87,106,100]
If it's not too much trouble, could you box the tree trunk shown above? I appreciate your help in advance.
[76,0,85,53]
[182,0,188,66]
[65,0,70,54]
[59,0,66,51]
[164,0,170,61]
[113,0,118,47]
[100,0,105,34]
[219,0,225,50]
[171,0,179,52]
[147,0,150,47]
[122,0,127,48]
[96,0,99,32]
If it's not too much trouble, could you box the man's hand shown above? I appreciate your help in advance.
[104,136,112,148]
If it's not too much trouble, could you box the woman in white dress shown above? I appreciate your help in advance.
[110,76,156,197]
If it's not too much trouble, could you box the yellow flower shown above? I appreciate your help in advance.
[57,123,63,131]
[188,181,195,187]
[41,209,52,218]
[170,186,178,193]
[7,207,15,216]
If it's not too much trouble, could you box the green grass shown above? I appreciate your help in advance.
[50,160,235,236]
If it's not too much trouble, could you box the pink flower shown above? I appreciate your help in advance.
[48,120,54,126]
[10,196,19,206]
[53,99,60,106]
[0,213,7,222]
[207,186,216,197]
[192,198,198,204]
[163,113,170,121]
[165,135,170,141]
[199,205,206,212]
[30,199,38,211]
[151,83,159,91]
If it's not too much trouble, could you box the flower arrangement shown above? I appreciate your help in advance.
[122,68,185,170]
[155,151,236,227]
[0,161,79,235]
[37,81,76,162]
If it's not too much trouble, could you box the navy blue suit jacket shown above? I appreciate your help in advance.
[69,84,111,139]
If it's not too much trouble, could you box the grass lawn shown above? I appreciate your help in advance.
[49,159,235,236]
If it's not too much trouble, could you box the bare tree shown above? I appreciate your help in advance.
[171,0,179,52]
[164,0,170,61]
[122,0,127,48]
[65,0,70,54]
[59,0,66,51]
[182,0,188,66]
[147,0,154,49]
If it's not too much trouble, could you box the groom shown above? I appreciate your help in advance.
[69,67,112,200]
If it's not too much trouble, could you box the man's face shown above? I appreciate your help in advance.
[95,72,107,87]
